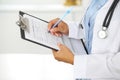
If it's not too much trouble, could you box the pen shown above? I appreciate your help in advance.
[49,7,73,31]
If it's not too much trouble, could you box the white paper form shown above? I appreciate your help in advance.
[23,14,70,50]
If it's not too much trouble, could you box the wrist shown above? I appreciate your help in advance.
[70,55,74,65]
[63,24,69,35]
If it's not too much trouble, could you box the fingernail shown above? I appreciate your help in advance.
[57,43,61,46]
[50,29,54,32]
[54,33,58,36]
[59,34,62,37]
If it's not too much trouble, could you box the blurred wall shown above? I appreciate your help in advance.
[0,0,63,5]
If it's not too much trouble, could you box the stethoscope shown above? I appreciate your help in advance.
[79,0,119,54]
[98,0,120,39]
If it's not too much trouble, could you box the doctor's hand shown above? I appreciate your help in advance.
[48,18,69,36]
[52,43,74,65]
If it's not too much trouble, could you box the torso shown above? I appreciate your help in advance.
[91,0,120,54]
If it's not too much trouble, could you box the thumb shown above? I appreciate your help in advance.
[57,43,64,50]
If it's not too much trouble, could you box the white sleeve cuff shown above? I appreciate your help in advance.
[74,55,87,78]
[67,22,84,39]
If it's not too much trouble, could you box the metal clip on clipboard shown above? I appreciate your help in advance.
[16,15,29,32]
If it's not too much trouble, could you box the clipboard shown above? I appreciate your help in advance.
[16,11,59,51]
[16,11,88,54]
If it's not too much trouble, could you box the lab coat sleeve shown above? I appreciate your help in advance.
[67,22,84,39]
[74,53,120,79]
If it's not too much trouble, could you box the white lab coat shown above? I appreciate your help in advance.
[68,0,120,80]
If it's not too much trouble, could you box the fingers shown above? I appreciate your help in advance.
[52,43,74,64]
[57,43,65,50]
[52,49,57,54]
[52,49,60,61]
[48,18,69,36]
[48,18,64,37]
[52,33,62,37]
[50,27,60,33]
[50,27,62,36]
[48,18,59,31]
[52,43,64,55]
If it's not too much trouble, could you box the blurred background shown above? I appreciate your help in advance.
[0,0,89,80]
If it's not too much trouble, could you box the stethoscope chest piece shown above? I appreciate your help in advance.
[98,27,107,39]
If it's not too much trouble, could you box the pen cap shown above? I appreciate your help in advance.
[61,6,73,20]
